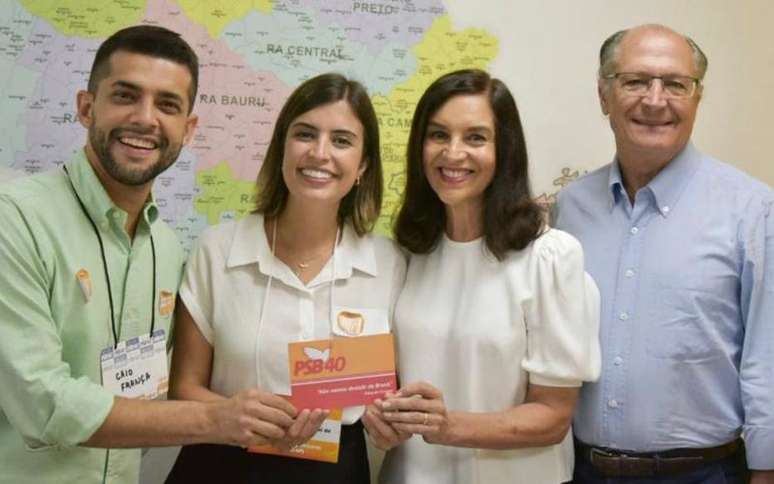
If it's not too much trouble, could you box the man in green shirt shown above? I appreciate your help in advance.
[0,26,297,484]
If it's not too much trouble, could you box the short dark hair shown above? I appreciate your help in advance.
[88,25,199,111]
[255,73,382,236]
[394,69,544,260]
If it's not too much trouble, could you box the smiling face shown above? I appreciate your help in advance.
[600,27,701,168]
[281,99,367,208]
[422,93,496,217]
[77,50,198,188]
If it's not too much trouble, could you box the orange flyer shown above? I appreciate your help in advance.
[289,333,397,409]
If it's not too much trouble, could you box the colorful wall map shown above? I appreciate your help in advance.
[0,0,574,247]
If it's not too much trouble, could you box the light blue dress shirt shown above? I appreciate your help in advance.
[554,143,774,469]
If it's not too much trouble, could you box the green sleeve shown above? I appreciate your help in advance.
[0,196,114,449]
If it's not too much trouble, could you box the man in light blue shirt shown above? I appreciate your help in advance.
[555,24,773,483]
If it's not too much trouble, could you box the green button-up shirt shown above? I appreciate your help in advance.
[0,151,184,484]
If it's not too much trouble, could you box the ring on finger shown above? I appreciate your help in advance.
[422,413,429,426]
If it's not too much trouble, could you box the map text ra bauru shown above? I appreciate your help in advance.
[198,95,267,107]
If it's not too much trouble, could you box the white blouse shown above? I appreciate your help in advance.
[180,213,407,424]
[380,229,600,484]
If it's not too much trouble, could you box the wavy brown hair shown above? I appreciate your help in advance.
[394,69,543,260]
[255,73,382,235]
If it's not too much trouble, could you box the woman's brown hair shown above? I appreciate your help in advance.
[394,69,543,259]
[255,73,382,235]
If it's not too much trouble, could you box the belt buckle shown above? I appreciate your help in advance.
[590,447,618,459]
[589,448,656,478]
[589,447,627,477]
[621,454,656,477]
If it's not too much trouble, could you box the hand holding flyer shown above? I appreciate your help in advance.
[250,334,397,463]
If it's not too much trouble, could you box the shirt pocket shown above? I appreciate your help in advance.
[330,306,389,337]
[645,284,731,362]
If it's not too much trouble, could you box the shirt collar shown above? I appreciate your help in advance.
[227,213,378,285]
[645,143,702,217]
[607,157,625,211]
[65,150,116,226]
[65,149,160,229]
[607,142,702,216]
[335,220,378,278]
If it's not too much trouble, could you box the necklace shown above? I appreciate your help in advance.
[286,244,327,276]
[294,259,313,275]
[272,218,337,278]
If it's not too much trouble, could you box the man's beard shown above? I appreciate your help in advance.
[89,124,182,186]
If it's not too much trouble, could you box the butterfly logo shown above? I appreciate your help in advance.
[303,346,330,362]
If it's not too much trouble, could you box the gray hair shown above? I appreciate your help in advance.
[598,26,708,80]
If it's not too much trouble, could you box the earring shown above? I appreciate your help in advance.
[355,174,361,186]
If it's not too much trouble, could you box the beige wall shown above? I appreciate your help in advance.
[446,0,774,194]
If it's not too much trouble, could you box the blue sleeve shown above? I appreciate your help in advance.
[739,194,774,470]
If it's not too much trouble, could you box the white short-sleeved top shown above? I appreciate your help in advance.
[380,228,601,484]
[180,213,407,424]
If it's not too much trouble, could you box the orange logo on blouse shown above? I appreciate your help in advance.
[158,290,175,318]
[336,311,364,336]
[76,269,92,302]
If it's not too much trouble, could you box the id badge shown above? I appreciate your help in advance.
[100,329,169,399]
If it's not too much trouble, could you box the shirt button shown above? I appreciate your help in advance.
[630,227,639,235]
[613,356,623,366]
[662,206,670,213]
[625,269,635,278]
[618,312,629,321]
[608,399,619,408]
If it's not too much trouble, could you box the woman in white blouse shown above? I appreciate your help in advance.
[165,73,406,483]
[374,69,601,484]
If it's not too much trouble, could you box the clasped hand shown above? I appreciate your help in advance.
[215,389,329,450]
[369,381,450,446]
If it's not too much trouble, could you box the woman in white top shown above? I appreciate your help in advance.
[166,73,406,484]
[374,69,601,484]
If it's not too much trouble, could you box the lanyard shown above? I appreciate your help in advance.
[255,218,338,389]
[62,166,157,348]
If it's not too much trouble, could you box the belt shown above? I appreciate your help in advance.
[575,438,742,478]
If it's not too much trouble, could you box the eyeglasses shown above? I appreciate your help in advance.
[603,72,701,99]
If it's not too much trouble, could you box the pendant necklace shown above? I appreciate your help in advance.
[275,219,336,277]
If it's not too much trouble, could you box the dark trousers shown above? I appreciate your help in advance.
[572,442,750,484]
[165,421,370,484]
